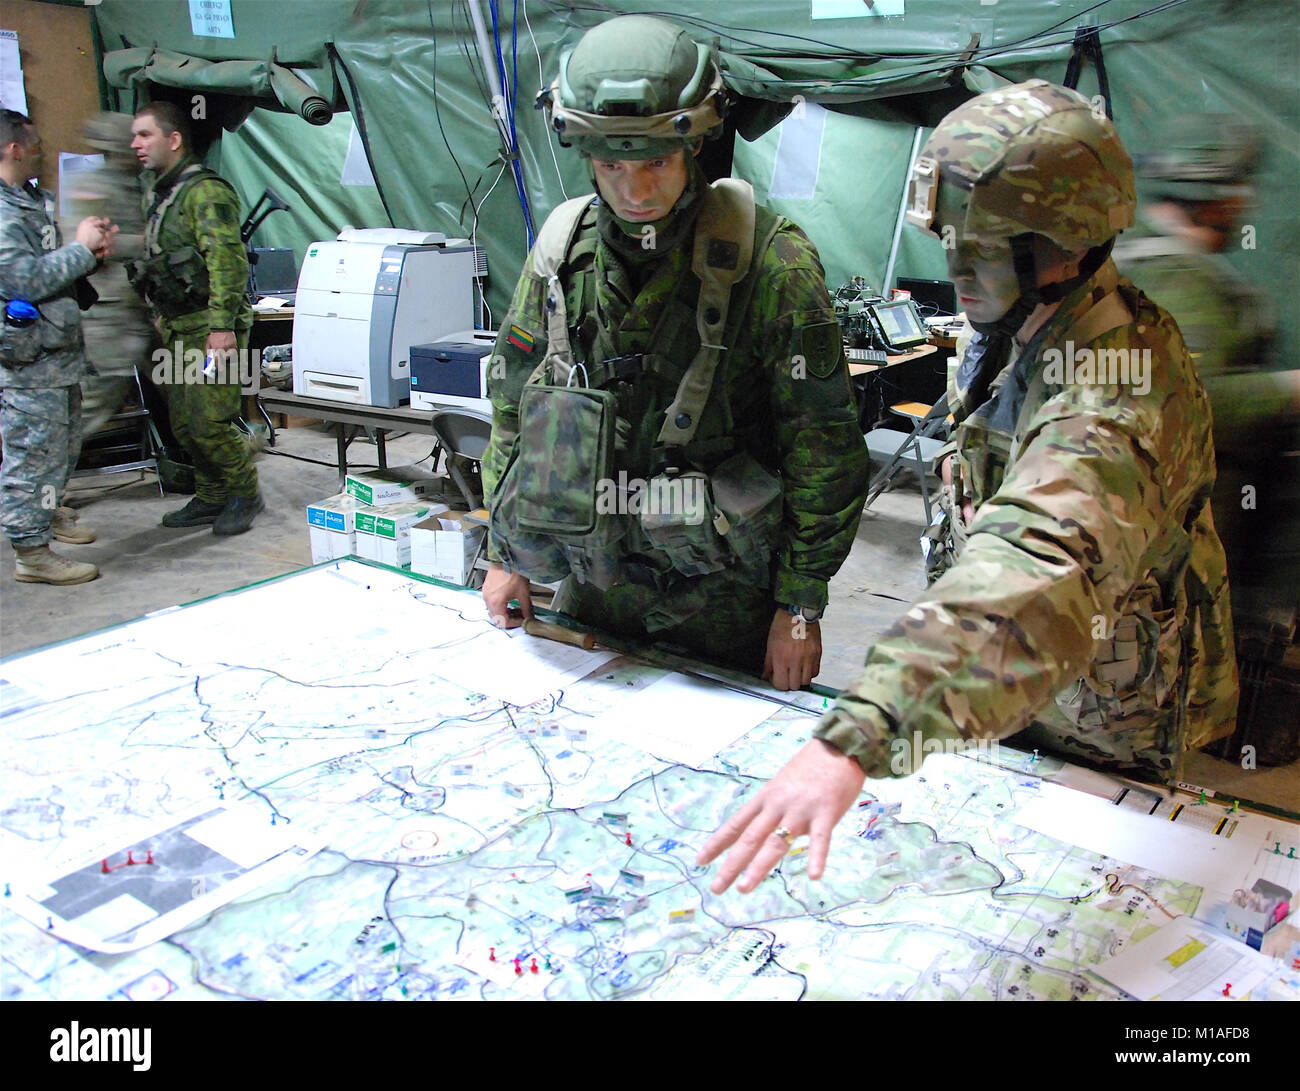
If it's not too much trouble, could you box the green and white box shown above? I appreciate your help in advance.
[410,510,486,585]
[306,492,372,563]
[355,501,448,568]
[344,465,442,506]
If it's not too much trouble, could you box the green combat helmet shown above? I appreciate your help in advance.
[905,79,1136,333]
[539,14,730,159]
[1135,113,1259,201]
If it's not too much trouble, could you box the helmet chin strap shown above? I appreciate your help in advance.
[969,235,1115,337]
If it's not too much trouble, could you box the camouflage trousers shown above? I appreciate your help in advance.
[80,373,135,439]
[553,562,773,675]
[156,324,258,504]
[1,385,83,548]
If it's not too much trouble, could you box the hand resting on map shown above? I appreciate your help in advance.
[696,739,866,894]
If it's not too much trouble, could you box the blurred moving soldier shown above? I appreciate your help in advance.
[1116,115,1300,762]
[129,101,262,536]
[0,109,115,584]
[481,15,868,689]
[699,81,1238,893]
[65,112,156,439]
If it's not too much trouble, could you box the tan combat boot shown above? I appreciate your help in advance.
[51,506,97,544]
[14,544,100,585]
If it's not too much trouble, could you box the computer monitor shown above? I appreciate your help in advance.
[250,247,299,297]
[895,276,958,317]
[866,298,930,352]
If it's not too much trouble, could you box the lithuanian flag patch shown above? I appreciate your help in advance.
[507,324,535,352]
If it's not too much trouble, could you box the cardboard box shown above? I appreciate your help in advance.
[355,501,448,568]
[306,492,372,563]
[410,510,486,585]
[344,465,443,506]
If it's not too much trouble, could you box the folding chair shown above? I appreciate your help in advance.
[429,407,494,587]
[429,407,493,510]
[863,393,952,523]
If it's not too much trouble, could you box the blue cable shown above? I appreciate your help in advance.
[489,0,534,246]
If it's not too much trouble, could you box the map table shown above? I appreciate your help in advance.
[1,561,1294,1001]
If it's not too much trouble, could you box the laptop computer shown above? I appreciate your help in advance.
[249,247,298,305]
[895,276,958,317]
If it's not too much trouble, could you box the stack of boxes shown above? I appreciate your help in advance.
[305,465,485,584]
[409,509,486,585]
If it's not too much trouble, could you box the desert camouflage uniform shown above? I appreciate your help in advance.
[484,189,868,671]
[137,155,256,504]
[814,80,1236,779]
[64,113,156,436]
[0,177,98,547]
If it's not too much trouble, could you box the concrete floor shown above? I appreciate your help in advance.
[1,420,1294,812]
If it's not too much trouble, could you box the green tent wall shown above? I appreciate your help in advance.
[84,0,1299,361]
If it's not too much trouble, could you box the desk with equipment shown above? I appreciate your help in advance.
[2,559,1295,1002]
[835,284,955,429]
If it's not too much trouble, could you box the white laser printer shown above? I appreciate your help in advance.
[292,228,478,407]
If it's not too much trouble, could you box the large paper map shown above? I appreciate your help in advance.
[0,561,1231,1000]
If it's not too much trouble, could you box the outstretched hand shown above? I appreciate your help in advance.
[696,738,866,894]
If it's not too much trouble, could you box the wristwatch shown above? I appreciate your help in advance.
[781,602,824,624]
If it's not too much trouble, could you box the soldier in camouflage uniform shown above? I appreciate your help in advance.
[1115,116,1299,734]
[129,101,262,536]
[481,16,868,688]
[700,81,1239,894]
[0,109,115,585]
[65,112,156,438]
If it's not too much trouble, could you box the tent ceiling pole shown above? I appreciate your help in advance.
[883,125,925,296]
[466,0,513,149]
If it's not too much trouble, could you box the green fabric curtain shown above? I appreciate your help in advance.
[86,0,1300,362]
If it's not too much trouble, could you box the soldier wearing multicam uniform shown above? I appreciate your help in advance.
[0,109,115,585]
[700,81,1239,894]
[65,112,156,438]
[481,15,867,689]
[129,102,262,536]
[1115,116,1299,757]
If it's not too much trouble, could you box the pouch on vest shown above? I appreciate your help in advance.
[131,246,211,318]
[490,381,624,583]
[513,383,617,534]
[638,470,728,578]
[0,303,40,366]
[710,451,783,571]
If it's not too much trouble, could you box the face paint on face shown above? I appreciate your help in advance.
[933,185,1022,325]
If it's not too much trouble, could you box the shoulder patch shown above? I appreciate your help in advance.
[796,316,845,379]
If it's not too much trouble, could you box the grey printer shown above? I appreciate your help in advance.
[292,228,478,407]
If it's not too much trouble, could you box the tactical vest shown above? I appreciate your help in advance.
[490,179,788,591]
[128,163,235,319]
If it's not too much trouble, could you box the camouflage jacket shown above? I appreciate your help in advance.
[483,192,868,612]
[65,154,147,307]
[0,179,97,389]
[139,156,251,335]
[1114,210,1292,453]
[815,259,1237,778]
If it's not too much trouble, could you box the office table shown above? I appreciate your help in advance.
[258,390,438,487]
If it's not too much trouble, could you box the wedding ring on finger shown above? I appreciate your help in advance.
[773,826,796,846]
